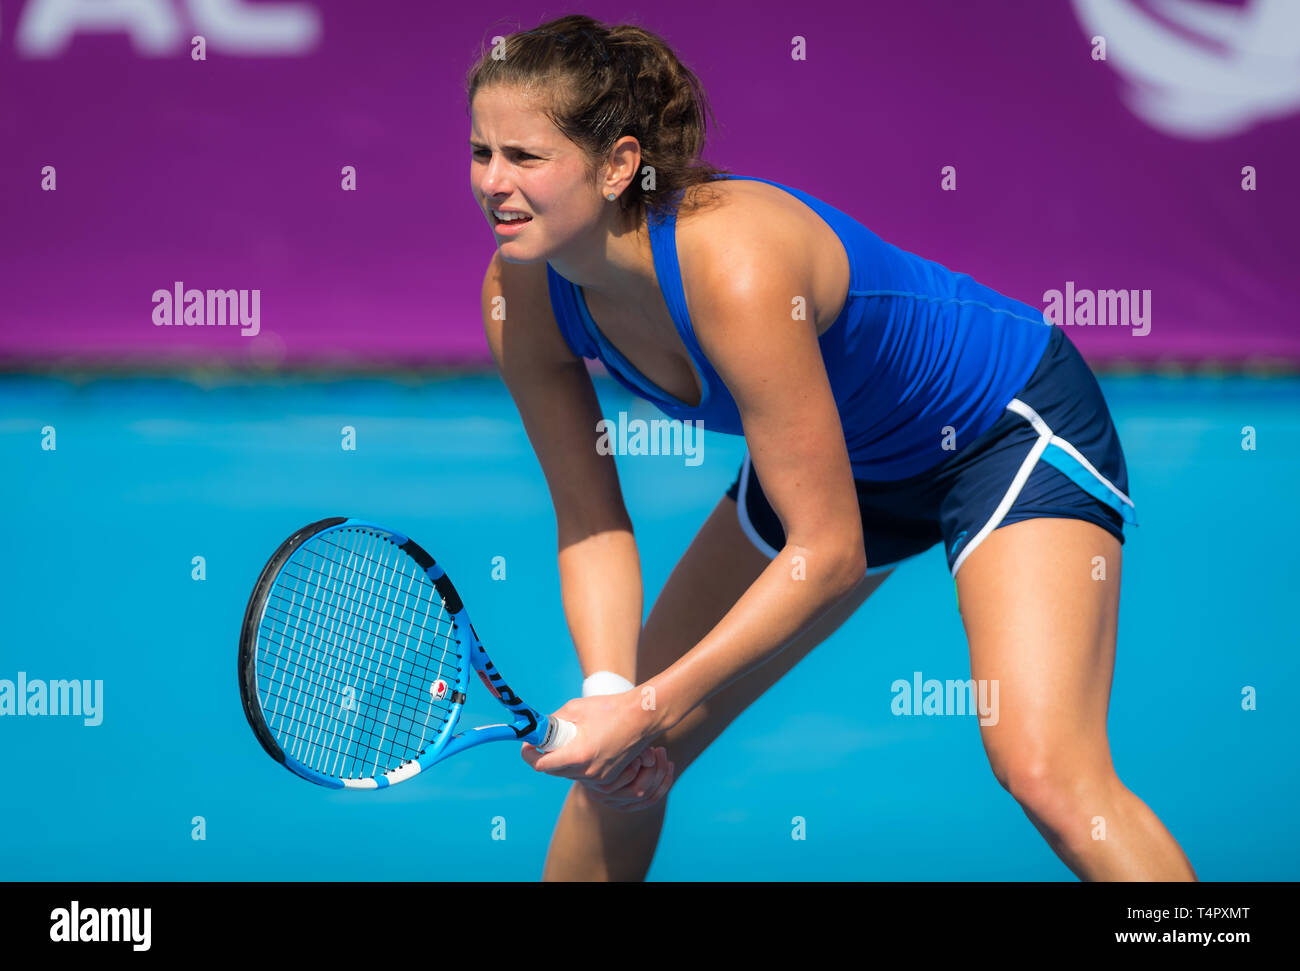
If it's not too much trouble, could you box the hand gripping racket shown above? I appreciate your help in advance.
[238,517,576,788]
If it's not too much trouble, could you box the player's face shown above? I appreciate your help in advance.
[470,85,604,264]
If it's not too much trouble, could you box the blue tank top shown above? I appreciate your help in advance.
[545,174,1052,481]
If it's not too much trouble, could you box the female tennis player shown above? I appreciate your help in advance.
[469,15,1196,881]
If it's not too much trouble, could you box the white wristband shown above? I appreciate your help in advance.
[582,670,635,697]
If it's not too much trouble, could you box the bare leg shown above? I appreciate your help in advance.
[956,518,1196,880]
[542,497,892,880]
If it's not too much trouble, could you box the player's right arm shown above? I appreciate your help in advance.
[480,252,643,687]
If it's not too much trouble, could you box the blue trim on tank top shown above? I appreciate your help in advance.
[843,289,1049,328]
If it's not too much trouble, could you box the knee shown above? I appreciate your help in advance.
[987,746,1113,837]
[998,759,1073,819]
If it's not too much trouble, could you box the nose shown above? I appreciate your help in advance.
[477,152,513,201]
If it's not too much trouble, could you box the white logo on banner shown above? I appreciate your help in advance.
[1073,0,1300,138]
[10,0,321,57]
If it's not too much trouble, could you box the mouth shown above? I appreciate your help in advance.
[490,209,534,228]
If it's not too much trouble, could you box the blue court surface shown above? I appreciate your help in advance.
[2,371,1297,880]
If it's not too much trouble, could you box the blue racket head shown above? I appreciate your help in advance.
[238,518,473,789]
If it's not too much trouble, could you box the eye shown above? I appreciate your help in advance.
[471,148,538,161]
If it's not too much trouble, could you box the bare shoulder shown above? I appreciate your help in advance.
[675,179,808,280]
[673,178,845,327]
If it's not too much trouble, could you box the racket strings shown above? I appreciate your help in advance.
[256,527,464,780]
[281,531,457,773]
[262,559,456,710]
[262,531,457,777]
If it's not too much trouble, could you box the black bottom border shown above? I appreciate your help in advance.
[0,880,1284,956]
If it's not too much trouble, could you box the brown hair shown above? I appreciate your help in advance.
[465,14,730,225]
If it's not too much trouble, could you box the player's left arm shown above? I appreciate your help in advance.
[637,245,869,730]
[528,244,867,785]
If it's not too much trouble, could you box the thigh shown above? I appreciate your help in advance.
[638,495,891,774]
[956,517,1121,798]
[634,498,769,684]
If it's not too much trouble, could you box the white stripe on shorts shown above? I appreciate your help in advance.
[949,397,1135,577]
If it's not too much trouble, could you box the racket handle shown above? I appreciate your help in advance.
[537,716,577,753]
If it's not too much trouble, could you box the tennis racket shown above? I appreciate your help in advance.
[238,517,576,789]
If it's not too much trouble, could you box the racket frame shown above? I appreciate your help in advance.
[239,517,565,789]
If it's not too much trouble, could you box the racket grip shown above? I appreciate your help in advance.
[537,716,577,753]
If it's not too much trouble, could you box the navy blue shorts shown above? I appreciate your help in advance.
[725,326,1136,577]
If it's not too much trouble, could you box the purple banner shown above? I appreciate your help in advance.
[2,0,1297,367]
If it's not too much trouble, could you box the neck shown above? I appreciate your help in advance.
[547,205,658,306]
